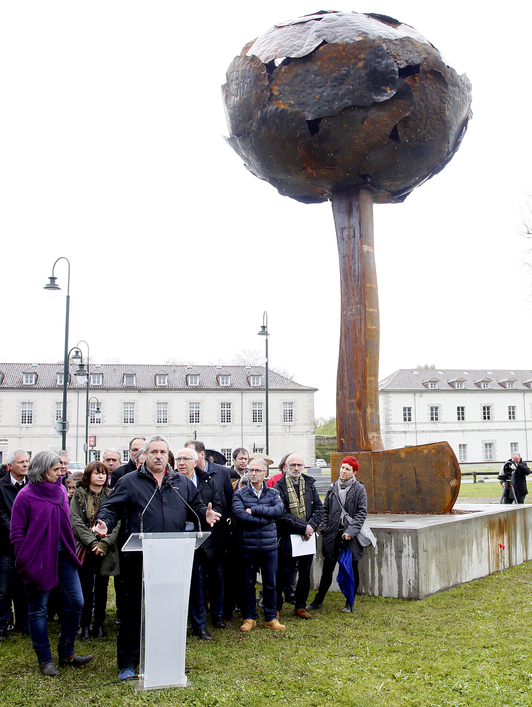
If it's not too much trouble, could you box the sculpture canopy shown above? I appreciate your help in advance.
[223,11,472,204]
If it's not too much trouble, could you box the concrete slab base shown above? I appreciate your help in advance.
[310,503,532,600]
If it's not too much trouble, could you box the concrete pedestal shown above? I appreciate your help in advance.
[311,504,532,600]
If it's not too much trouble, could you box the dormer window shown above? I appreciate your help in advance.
[423,377,439,389]
[56,373,64,386]
[428,382,438,389]
[498,378,517,389]
[0,372,4,385]
[23,373,36,385]
[455,381,464,389]
[187,374,200,387]
[156,374,168,387]
[250,375,261,387]
[507,381,515,389]
[91,373,103,386]
[123,373,136,387]
[481,381,490,389]
[219,375,231,387]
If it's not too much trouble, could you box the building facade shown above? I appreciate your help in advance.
[379,369,532,464]
[0,363,317,467]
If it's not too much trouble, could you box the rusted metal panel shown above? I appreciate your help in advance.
[331,443,461,514]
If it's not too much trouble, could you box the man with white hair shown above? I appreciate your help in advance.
[0,449,30,639]
[94,435,221,680]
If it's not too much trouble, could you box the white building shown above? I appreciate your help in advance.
[379,369,532,464]
[0,363,317,466]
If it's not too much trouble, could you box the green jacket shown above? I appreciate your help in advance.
[70,483,120,576]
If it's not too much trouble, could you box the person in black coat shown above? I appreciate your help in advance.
[94,435,220,680]
[275,453,323,619]
[0,449,30,639]
[109,437,146,488]
[498,453,531,504]
[232,458,285,631]
[175,448,223,640]
[307,456,367,614]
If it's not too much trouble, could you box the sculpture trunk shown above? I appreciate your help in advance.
[333,187,384,453]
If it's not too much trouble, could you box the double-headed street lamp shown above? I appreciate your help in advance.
[257,311,269,455]
[43,258,71,451]
[71,343,97,465]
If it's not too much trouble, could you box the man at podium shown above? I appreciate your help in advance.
[93,434,220,681]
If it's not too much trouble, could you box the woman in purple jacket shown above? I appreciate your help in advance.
[10,451,93,677]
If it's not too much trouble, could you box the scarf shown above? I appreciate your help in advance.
[336,477,356,523]
[286,474,306,519]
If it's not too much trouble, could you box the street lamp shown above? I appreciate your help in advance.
[72,342,91,465]
[44,257,71,451]
[257,311,269,455]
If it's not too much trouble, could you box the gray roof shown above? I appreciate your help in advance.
[379,369,532,392]
[0,363,317,392]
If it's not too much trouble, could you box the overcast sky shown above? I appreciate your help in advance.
[1,1,531,419]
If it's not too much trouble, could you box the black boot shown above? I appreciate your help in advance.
[80,625,91,640]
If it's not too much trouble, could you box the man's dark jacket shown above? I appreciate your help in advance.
[189,467,223,559]
[0,474,27,555]
[97,465,208,537]
[232,482,284,553]
[498,459,531,498]
[275,473,324,555]
[204,461,233,520]
[109,459,137,489]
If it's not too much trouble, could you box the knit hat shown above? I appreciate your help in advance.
[341,456,359,471]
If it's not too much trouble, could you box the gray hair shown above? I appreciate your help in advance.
[143,435,169,453]
[27,451,62,485]
[248,457,268,472]
[103,448,121,460]
[177,447,198,461]
[6,449,28,466]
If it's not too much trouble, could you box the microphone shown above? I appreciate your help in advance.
[139,485,159,537]
[170,480,204,539]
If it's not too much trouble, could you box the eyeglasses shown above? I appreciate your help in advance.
[176,457,195,462]
[247,468,266,474]
[288,463,304,468]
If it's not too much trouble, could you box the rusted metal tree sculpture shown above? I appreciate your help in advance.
[223,11,472,512]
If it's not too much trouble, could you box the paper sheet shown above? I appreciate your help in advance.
[290,532,317,557]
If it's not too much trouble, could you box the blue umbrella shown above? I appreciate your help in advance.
[337,548,355,606]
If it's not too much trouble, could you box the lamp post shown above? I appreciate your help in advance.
[71,344,90,464]
[44,258,71,451]
[257,311,269,455]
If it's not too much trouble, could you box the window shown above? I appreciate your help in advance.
[430,406,439,422]
[428,381,438,389]
[56,373,64,385]
[254,447,264,454]
[252,402,263,423]
[187,375,199,387]
[482,405,492,421]
[55,402,63,421]
[458,444,467,462]
[219,375,231,387]
[23,373,36,385]
[483,442,494,461]
[123,374,136,387]
[508,406,516,421]
[283,402,294,423]
[455,381,465,389]
[481,381,490,389]
[220,402,232,424]
[189,402,200,424]
[156,374,168,387]
[90,450,101,462]
[123,402,135,424]
[156,402,168,424]
[250,375,261,387]
[510,442,519,455]
[21,402,33,425]
[402,407,412,422]
[507,381,515,389]
[456,406,465,422]
[89,401,101,424]
[90,373,102,386]
[123,449,130,462]
[221,448,232,466]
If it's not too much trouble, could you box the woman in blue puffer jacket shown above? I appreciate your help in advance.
[232,458,284,632]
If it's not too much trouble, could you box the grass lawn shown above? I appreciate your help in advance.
[2,563,532,707]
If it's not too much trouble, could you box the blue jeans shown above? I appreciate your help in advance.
[25,553,84,665]
[0,554,28,632]
[241,549,278,621]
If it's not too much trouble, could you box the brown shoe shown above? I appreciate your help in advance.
[240,619,257,632]
[264,619,286,630]
[294,607,312,619]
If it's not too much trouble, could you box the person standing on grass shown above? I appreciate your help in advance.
[10,451,93,677]
[232,457,285,632]
[307,456,367,614]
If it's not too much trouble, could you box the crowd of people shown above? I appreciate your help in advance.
[0,436,368,680]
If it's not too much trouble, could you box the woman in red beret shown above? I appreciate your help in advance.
[306,456,367,613]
